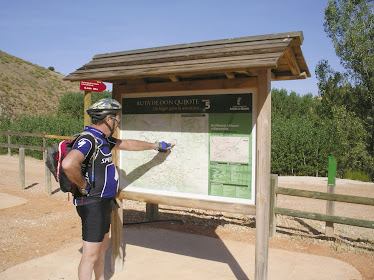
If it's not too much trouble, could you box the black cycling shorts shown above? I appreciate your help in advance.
[76,199,112,242]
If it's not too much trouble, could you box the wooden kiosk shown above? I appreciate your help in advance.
[65,31,310,280]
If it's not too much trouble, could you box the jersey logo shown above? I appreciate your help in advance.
[77,139,88,149]
[101,156,113,164]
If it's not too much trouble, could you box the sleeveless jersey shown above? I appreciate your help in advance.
[72,126,118,206]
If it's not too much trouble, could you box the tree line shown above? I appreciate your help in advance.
[0,88,372,181]
[271,89,372,181]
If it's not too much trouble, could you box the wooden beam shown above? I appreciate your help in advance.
[255,70,271,280]
[84,91,91,127]
[243,70,259,77]
[88,40,290,67]
[65,53,281,82]
[272,71,307,81]
[225,72,235,79]
[270,72,276,80]
[274,208,374,229]
[119,77,257,94]
[276,187,374,206]
[169,75,179,82]
[110,83,124,274]
[118,190,256,215]
[284,47,301,76]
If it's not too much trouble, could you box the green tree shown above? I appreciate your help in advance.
[271,89,332,176]
[324,0,374,90]
[57,92,84,120]
[328,105,373,177]
[57,91,112,120]
[323,0,374,156]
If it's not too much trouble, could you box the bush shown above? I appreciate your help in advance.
[0,114,84,159]
[57,91,112,120]
[343,170,371,182]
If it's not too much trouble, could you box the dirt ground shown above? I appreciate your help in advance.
[0,155,373,279]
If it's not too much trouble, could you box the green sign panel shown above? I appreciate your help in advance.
[328,156,337,186]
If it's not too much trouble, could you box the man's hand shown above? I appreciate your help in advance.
[156,141,174,152]
[77,183,90,195]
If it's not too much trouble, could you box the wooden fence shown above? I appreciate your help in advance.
[269,174,374,237]
[0,131,70,194]
[1,131,374,236]
[0,131,70,155]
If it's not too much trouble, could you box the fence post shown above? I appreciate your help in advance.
[326,156,337,236]
[19,148,25,190]
[43,133,52,195]
[146,203,159,221]
[45,149,52,195]
[7,131,11,156]
[111,199,124,273]
[42,133,46,161]
[269,174,278,237]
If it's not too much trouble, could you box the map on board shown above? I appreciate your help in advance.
[210,136,250,163]
[119,93,254,202]
[120,113,209,194]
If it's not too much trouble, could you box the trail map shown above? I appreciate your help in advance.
[120,93,254,202]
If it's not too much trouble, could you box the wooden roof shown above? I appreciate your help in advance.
[65,31,310,84]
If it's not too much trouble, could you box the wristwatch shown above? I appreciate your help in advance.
[78,187,88,195]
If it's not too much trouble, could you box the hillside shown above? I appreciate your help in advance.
[0,51,79,120]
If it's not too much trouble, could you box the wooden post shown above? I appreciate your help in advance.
[45,149,52,195]
[84,91,91,127]
[110,83,124,273]
[255,70,271,280]
[111,199,124,273]
[269,174,278,237]
[326,156,337,236]
[19,148,25,190]
[43,132,51,195]
[7,131,11,156]
[146,203,159,221]
[42,133,46,160]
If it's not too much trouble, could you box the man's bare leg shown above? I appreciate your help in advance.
[78,239,103,280]
[93,233,110,280]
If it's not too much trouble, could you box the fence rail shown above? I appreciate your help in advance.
[275,186,374,206]
[0,130,71,194]
[270,174,374,236]
[0,131,71,156]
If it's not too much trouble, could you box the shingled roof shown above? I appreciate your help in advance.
[65,31,310,84]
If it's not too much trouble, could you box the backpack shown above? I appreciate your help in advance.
[45,132,100,195]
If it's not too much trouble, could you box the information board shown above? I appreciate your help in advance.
[120,92,255,204]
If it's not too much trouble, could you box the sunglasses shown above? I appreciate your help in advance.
[111,116,121,123]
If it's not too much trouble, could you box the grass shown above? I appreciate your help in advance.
[343,170,371,182]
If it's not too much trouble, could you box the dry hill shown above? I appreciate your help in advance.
[0,51,79,119]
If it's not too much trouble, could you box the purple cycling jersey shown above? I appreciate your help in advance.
[72,126,118,205]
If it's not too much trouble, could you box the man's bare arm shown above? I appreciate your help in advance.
[61,149,88,189]
[113,139,157,151]
[114,139,175,151]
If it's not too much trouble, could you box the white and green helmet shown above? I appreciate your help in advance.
[86,98,122,120]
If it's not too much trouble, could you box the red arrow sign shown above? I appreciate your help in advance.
[80,81,106,92]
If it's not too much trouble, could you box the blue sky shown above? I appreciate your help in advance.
[0,0,344,96]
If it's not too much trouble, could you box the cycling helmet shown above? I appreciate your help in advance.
[86,98,122,120]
